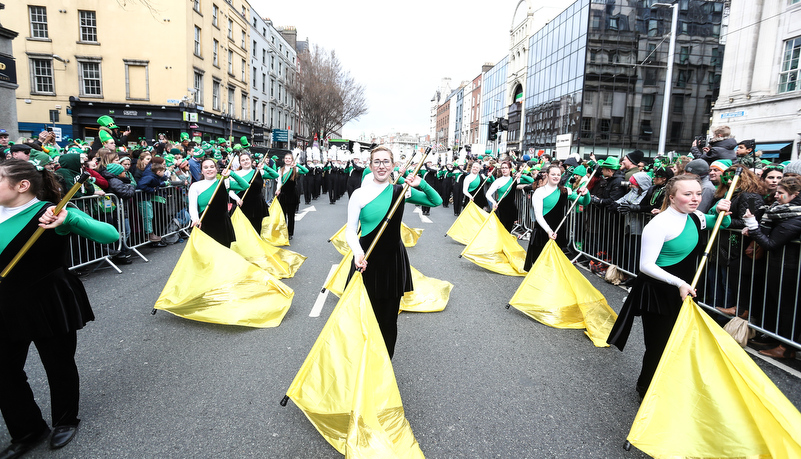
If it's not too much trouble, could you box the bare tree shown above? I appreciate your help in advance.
[290,45,368,142]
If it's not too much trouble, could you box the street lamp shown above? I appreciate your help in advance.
[653,1,678,156]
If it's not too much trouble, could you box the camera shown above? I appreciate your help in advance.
[695,136,706,148]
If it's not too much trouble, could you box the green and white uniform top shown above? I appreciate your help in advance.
[276,164,309,188]
[0,199,118,253]
[485,174,533,207]
[187,173,250,222]
[640,206,730,287]
[531,184,590,234]
[345,178,443,257]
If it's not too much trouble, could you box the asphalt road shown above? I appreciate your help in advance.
[5,194,800,458]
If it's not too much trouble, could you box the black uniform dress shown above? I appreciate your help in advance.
[524,189,569,271]
[348,185,413,359]
[494,178,519,233]
[0,203,116,443]
[606,212,704,397]
[277,167,301,238]
[237,170,268,233]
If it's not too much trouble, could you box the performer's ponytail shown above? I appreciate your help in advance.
[0,158,63,203]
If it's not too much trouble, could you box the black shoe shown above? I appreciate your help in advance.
[50,424,78,450]
[112,256,133,265]
[150,241,168,248]
[0,427,50,459]
[288,235,293,240]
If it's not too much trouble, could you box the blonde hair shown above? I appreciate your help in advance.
[370,146,394,165]
[660,175,701,212]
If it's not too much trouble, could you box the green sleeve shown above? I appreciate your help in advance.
[519,175,534,184]
[228,172,250,191]
[55,207,119,243]
[705,202,731,229]
[262,166,279,179]
[569,190,591,206]
[296,165,309,175]
[395,175,406,185]
[406,180,443,207]
[487,175,496,184]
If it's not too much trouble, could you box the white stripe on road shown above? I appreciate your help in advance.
[310,263,339,317]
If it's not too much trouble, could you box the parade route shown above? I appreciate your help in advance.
[6,197,800,458]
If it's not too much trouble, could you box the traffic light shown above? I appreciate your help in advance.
[498,118,509,131]
[488,120,498,141]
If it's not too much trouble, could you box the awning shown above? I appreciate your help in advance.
[755,142,792,152]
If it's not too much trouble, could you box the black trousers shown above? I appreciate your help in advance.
[637,311,678,395]
[368,295,402,359]
[0,330,80,442]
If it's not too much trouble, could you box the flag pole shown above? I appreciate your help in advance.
[0,172,91,283]
[362,146,432,265]
[553,166,599,234]
[198,158,235,226]
[689,167,741,290]
[240,152,270,202]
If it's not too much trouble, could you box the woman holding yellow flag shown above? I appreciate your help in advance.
[275,151,308,241]
[607,175,730,398]
[231,152,278,233]
[346,146,442,358]
[524,165,589,271]
[486,160,533,232]
[188,158,249,247]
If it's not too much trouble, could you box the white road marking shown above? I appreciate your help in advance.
[295,205,316,221]
[310,263,339,317]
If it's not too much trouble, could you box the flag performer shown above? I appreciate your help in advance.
[347,146,441,358]
[188,157,247,248]
[607,172,735,398]
[233,152,278,233]
[485,161,532,233]
[0,159,119,456]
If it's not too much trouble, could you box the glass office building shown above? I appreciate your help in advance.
[480,55,509,151]
[521,0,725,157]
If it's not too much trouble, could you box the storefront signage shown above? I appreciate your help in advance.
[0,55,17,84]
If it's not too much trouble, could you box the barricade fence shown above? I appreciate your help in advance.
[67,185,192,272]
[563,199,801,352]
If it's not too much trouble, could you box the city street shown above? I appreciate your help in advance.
[5,196,801,459]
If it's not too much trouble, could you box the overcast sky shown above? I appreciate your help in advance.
[250,0,516,140]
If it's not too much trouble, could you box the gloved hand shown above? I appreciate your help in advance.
[590,195,603,205]
[618,202,640,213]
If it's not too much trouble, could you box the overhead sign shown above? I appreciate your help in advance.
[273,129,289,142]
[167,99,182,104]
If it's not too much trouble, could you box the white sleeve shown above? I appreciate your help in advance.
[532,188,553,233]
[346,190,365,257]
[463,174,472,197]
[188,183,201,222]
[486,179,500,207]
[639,219,686,288]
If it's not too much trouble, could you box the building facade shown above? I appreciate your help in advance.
[480,55,508,153]
[712,0,801,161]
[10,1,305,146]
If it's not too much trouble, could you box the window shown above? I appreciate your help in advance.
[670,121,683,142]
[30,58,54,94]
[262,102,266,123]
[29,6,48,38]
[241,58,246,81]
[708,71,721,90]
[711,47,720,67]
[644,69,657,86]
[270,78,274,97]
[212,4,218,26]
[124,59,149,100]
[599,119,611,139]
[194,26,202,56]
[642,94,655,112]
[228,87,235,114]
[580,117,592,133]
[241,31,246,49]
[79,11,97,43]
[228,19,233,39]
[779,37,801,93]
[252,66,257,87]
[194,71,204,103]
[270,55,274,70]
[279,62,282,76]
[241,6,247,17]
[212,39,219,66]
[591,14,601,30]
[608,17,619,31]
[253,40,257,55]
[680,46,690,65]
[640,120,653,140]
[228,50,233,74]
[673,96,684,113]
[193,0,200,13]
[262,73,266,92]
[253,97,257,120]
[262,48,266,64]
[677,70,691,88]
[603,92,613,106]
[648,19,658,37]
[78,60,102,97]
[241,94,247,119]
[212,80,220,110]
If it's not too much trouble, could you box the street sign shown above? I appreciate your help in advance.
[720,111,746,119]
[273,129,289,142]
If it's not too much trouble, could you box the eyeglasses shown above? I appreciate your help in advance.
[372,159,392,167]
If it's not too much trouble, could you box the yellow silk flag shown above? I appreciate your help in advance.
[154,229,294,327]
[284,271,424,458]
[324,252,451,313]
[330,223,423,256]
[460,211,526,276]
[508,240,616,347]
[446,201,489,245]
[261,199,290,246]
[230,207,306,279]
[628,297,801,458]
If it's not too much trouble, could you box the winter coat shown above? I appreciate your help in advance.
[135,165,164,194]
[693,137,737,164]
[100,169,135,200]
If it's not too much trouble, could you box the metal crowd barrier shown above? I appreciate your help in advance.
[568,203,801,351]
[67,186,192,272]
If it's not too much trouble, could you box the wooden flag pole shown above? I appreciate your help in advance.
[689,168,741,290]
[553,165,599,235]
[0,172,91,283]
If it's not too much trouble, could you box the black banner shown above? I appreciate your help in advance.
[0,55,17,85]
